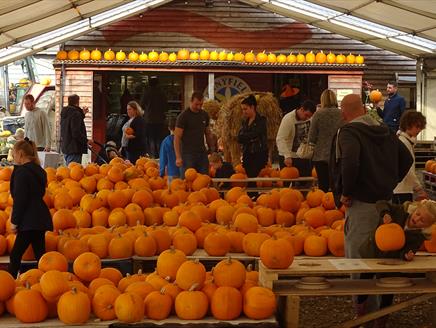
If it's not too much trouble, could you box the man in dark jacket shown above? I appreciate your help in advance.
[60,94,89,165]
[141,76,168,158]
[376,81,406,133]
[331,94,413,320]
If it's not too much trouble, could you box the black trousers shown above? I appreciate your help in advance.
[9,230,46,278]
[243,151,268,178]
[146,123,165,158]
[313,160,330,192]
[278,156,312,176]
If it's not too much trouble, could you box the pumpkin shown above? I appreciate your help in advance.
[114,292,144,323]
[304,235,328,256]
[256,51,267,63]
[315,50,326,64]
[179,210,202,232]
[57,287,91,324]
[369,89,383,103]
[175,284,208,320]
[40,270,70,301]
[305,51,315,63]
[56,50,68,60]
[73,252,101,282]
[336,53,346,64]
[218,50,227,61]
[177,49,190,60]
[234,52,245,61]
[296,53,306,63]
[213,257,246,289]
[144,289,173,320]
[233,213,258,234]
[304,208,326,228]
[159,51,169,61]
[173,230,198,255]
[0,270,16,301]
[125,281,155,300]
[88,278,114,298]
[156,247,187,281]
[115,50,126,61]
[38,251,68,272]
[87,234,109,259]
[175,259,206,290]
[346,53,356,64]
[209,50,219,60]
[306,188,325,207]
[226,52,234,61]
[14,287,48,323]
[148,50,159,62]
[67,49,79,60]
[355,54,364,64]
[277,54,287,63]
[287,53,297,63]
[168,52,177,62]
[104,49,115,60]
[244,50,255,63]
[134,231,157,257]
[139,52,148,62]
[260,237,294,269]
[128,51,139,61]
[211,286,242,320]
[92,285,121,321]
[279,190,301,213]
[199,49,210,60]
[242,232,270,257]
[375,223,406,251]
[190,51,200,60]
[243,287,276,319]
[99,267,123,286]
[326,52,336,64]
[108,234,133,259]
[18,268,44,286]
[79,49,90,60]
[90,49,102,60]
[327,230,345,257]
[204,232,230,256]
[267,53,277,63]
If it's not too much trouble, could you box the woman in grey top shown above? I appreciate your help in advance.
[308,89,344,192]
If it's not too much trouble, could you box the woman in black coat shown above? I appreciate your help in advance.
[9,138,53,278]
[237,95,268,178]
[124,101,147,163]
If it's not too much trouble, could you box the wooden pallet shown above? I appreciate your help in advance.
[258,258,436,328]
[0,316,279,328]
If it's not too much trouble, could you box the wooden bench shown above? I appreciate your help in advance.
[259,257,436,328]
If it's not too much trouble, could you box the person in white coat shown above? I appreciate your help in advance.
[393,110,427,203]
[23,94,51,151]
[276,100,316,176]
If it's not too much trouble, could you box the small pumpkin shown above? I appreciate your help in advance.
[115,50,126,61]
[260,237,294,269]
[79,49,90,60]
[244,50,255,63]
[243,286,276,319]
[14,286,48,323]
[92,285,121,321]
[211,286,242,320]
[369,89,383,103]
[375,223,406,251]
[156,246,187,281]
[175,259,206,290]
[73,251,101,282]
[175,284,208,320]
[213,257,246,289]
[256,50,267,63]
[114,292,144,323]
[90,48,102,60]
[144,288,173,320]
[104,49,115,60]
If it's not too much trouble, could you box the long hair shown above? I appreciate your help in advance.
[320,89,338,109]
[127,101,144,116]
[13,138,40,165]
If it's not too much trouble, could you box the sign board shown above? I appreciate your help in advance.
[336,89,354,102]
[204,75,251,101]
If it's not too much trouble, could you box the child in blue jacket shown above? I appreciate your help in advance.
[159,118,180,179]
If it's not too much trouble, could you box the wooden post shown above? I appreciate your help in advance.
[286,295,300,328]
[184,74,194,108]
[208,72,214,99]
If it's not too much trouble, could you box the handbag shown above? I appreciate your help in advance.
[296,142,314,159]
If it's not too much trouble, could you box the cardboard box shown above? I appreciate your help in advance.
[37,151,62,168]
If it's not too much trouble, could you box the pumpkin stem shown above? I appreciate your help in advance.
[71,287,77,294]
[137,269,143,275]
[25,281,30,289]
[227,256,232,264]
[189,283,200,291]
[247,263,253,272]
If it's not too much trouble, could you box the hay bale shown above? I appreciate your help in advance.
[203,99,221,121]
[216,92,282,164]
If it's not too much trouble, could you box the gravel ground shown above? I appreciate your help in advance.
[298,295,433,328]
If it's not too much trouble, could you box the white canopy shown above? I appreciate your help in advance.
[0,0,436,65]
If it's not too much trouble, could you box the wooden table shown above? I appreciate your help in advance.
[259,257,436,328]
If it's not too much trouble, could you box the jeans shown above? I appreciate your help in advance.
[9,230,46,278]
[64,153,82,166]
[146,123,165,159]
[181,152,209,179]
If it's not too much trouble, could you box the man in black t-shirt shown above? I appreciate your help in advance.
[174,92,215,178]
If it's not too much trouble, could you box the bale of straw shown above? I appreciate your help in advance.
[203,99,221,121]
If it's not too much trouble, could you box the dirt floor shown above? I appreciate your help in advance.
[297,295,433,328]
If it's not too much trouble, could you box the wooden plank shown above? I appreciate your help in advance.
[273,278,436,296]
[286,296,300,328]
[339,294,436,328]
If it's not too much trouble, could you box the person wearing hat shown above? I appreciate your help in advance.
[7,128,25,162]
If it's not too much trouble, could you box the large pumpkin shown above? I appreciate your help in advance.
[211,286,242,320]
[57,287,91,324]
[375,223,405,251]
[14,287,48,323]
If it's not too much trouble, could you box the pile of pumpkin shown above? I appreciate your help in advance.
[0,249,275,324]
[425,160,436,175]
[0,158,351,262]
[56,48,364,65]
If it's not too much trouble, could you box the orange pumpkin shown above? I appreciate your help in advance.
[73,252,101,282]
[213,258,246,289]
[175,284,208,320]
[144,289,173,320]
[175,260,206,290]
[14,287,48,323]
[156,247,187,281]
[369,89,383,103]
[211,286,242,320]
[260,237,294,269]
[92,285,121,321]
[375,223,405,251]
[114,292,144,323]
[243,287,276,319]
